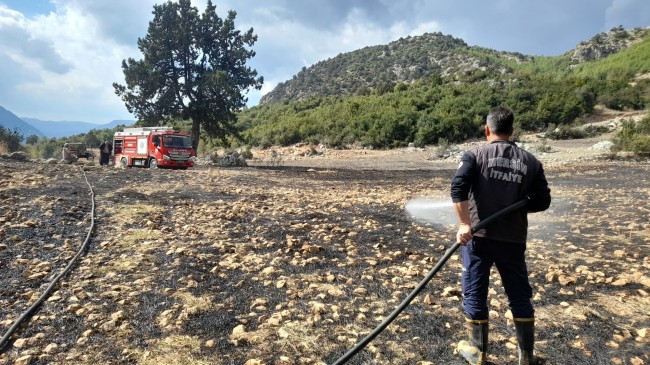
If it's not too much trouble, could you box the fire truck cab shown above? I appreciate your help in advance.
[113,127,196,169]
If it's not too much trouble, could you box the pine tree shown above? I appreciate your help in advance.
[113,0,263,149]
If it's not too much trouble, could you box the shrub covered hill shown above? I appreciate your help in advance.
[238,26,650,148]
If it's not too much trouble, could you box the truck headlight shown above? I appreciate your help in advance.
[163,155,171,161]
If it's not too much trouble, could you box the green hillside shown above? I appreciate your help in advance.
[572,36,650,78]
[236,27,650,148]
[260,32,525,105]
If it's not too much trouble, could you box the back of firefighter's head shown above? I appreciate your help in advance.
[486,107,514,136]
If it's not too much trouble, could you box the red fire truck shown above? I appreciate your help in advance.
[113,127,196,169]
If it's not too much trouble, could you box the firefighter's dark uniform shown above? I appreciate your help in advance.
[451,139,551,364]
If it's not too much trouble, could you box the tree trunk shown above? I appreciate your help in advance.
[191,119,201,152]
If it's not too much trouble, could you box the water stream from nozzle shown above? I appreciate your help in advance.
[404,198,456,226]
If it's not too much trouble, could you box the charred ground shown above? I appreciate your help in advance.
[0,156,648,365]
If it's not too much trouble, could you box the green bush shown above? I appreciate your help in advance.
[0,125,23,153]
[239,146,254,159]
[510,126,523,142]
[432,137,450,158]
[545,123,610,140]
[612,116,650,156]
[534,138,553,153]
[29,138,60,159]
[545,124,587,140]
[583,125,610,137]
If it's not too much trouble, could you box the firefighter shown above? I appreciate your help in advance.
[99,140,112,166]
[450,107,551,365]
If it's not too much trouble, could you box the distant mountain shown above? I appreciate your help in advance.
[260,27,649,105]
[21,118,135,138]
[0,106,44,139]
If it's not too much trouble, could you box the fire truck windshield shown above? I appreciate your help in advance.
[162,135,193,149]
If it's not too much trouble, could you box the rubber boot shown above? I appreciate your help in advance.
[457,318,488,365]
[514,318,544,365]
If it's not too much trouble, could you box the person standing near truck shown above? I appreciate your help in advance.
[99,140,112,166]
[450,107,551,365]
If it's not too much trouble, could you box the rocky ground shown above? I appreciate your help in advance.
[0,117,649,365]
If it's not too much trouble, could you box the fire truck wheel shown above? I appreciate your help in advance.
[120,158,128,168]
[149,158,158,169]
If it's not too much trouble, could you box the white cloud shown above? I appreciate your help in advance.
[0,2,140,122]
[0,7,71,74]
[53,0,153,45]
[245,5,442,94]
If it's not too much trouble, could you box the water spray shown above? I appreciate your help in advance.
[330,199,528,365]
[404,197,457,226]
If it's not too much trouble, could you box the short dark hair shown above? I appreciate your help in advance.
[486,107,514,135]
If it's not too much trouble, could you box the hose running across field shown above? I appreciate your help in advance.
[330,199,529,365]
[0,167,96,352]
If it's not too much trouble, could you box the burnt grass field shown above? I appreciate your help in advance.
[0,158,648,365]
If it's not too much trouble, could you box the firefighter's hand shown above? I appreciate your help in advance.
[456,224,472,245]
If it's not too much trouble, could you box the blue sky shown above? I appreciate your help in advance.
[0,0,649,123]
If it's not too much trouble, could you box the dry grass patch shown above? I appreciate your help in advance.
[136,335,212,365]
[96,253,146,274]
[94,229,155,273]
[119,228,155,245]
[173,291,215,315]
[105,204,160,226]
[274,321,330,363]
[157,291,216,329]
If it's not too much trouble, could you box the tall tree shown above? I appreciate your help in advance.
[113,0,263,149]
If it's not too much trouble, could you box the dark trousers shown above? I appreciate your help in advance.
[461,237,534,320]
[100,153,110,165]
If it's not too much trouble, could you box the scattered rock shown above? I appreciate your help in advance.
[558,275,577,286]
[14,355,33,365]
[590,141,614,151]
[111,310,125,321]
[636,328,647,340]
[43,343,58,353]
[441,286,460,297]
[13,338,28,348]
[244,360,265,365]
[277,328,290,339]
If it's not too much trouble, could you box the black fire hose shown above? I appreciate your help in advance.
[0,167,96,352]
[330,199,528,365]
